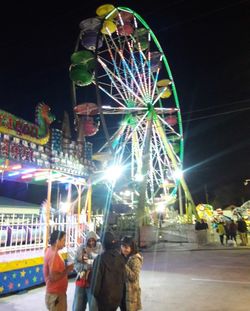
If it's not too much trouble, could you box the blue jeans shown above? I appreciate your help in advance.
[72,286,98,311]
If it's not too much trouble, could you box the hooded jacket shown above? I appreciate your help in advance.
[91,248,126,310]
[74,231,102,274]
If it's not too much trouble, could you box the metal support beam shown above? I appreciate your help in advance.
[44,170,52,249]
[154,117,199,222]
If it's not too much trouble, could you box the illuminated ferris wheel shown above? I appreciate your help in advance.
[70,4,194,216]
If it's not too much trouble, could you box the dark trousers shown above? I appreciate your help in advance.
[219,234,224,245]
[120,284,127,311]
[120,297,126,311]
[229,234,236,242]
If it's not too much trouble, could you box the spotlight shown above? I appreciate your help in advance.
[104,165,124,182]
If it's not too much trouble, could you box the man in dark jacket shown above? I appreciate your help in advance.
[91,231,125,311]
[237,218,248,246]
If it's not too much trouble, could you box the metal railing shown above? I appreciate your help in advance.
[0,213,89,255]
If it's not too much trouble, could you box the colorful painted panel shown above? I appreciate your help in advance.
[0,252,68,296]
[0,264,44,296]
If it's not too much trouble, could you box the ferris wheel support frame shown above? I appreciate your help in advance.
[136,112,153,231]
[154,116,199,222]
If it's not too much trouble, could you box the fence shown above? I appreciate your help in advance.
[0,213,88,256]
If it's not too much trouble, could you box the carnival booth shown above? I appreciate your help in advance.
[0,103,94,296]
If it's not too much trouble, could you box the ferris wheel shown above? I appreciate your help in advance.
[70,4,194,215]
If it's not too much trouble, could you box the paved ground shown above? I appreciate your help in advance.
[1,240,250,311]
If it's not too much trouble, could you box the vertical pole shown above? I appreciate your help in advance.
[67,183,72,215]
[84,181,92,224]
[178,183,183,216]
[137,115,153,247]
[204,184,209,204]
[77,184,82,244]
[56,183,60,210]
[66,183,72,246]
[44,170,52,250]
[77,184,82,225]
[87,184,92,224]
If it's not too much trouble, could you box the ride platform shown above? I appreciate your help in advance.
[0,250,68,296]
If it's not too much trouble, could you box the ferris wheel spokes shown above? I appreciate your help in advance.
[69,5,192,214]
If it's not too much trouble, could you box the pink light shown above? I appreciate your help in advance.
[21,174,33,179]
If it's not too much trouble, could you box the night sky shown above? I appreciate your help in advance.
[0,0,250,207]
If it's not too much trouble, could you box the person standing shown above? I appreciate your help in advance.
[224,221,230,245]
[217,221,226,245]
[200,219,209,245]
[120,236,143,311]
[195,220,203,246]
[43,230,74,311]
[237,217,248,246]
[228,220,237,244]
[91,231,126,311]
[72,231,102,311]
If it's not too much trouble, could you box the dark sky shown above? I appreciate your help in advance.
[0,0,250,206]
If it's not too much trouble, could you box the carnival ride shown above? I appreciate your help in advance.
[0,103,95,296]
[69,4,198,226]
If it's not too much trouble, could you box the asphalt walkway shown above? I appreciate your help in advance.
[144,240,250,252]
[1,240,250,311]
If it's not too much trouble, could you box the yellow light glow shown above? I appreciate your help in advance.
[11,165,22,170]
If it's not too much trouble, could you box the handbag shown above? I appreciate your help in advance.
[75,271,90,288]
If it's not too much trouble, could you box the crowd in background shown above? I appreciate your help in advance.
[195,217,249,247]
